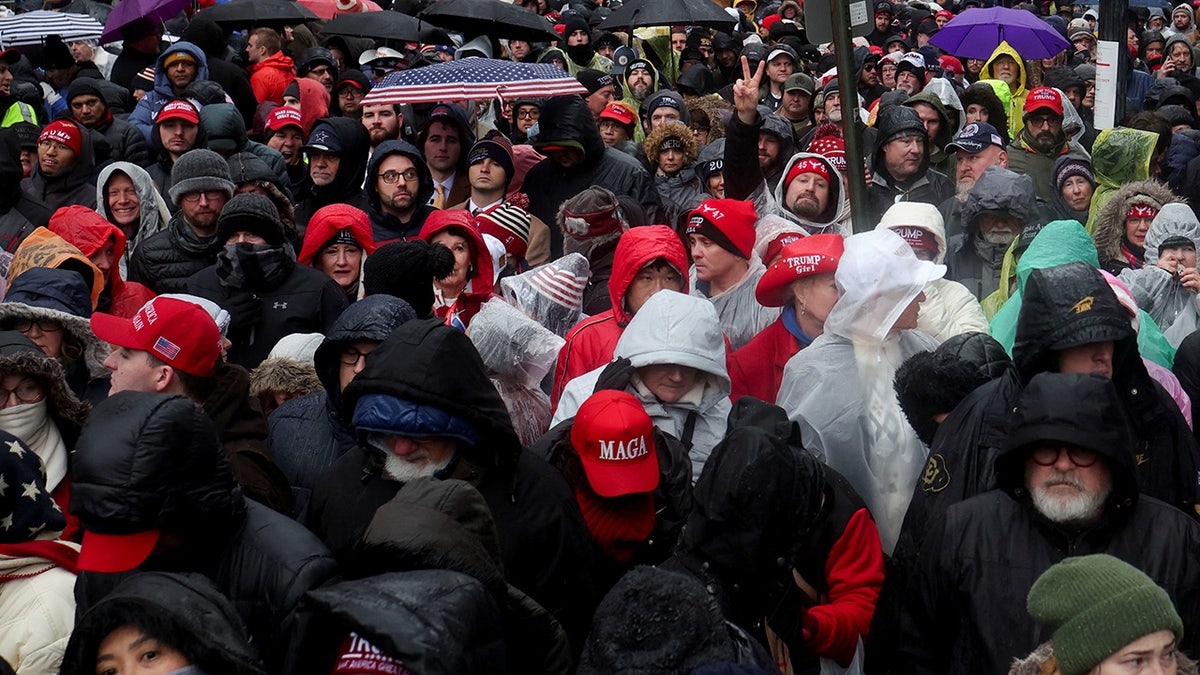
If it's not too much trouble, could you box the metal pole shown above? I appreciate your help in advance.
[1098,0,1129,124]
[831,0,871,233]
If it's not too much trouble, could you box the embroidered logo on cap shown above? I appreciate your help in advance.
[598,435,649,461]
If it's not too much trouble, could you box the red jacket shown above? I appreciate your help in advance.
[728,318,799,404]
[47,206,155,318]
[298,203,378,264]
[420,210,496,330]
[551,225,689,409]
[250,51,296,105]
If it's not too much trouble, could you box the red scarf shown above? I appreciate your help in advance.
[0,540,80,579]
[572,484,656,563]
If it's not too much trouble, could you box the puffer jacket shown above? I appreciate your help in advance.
[69,392,338,671]
[145,104,210,209]
[554,291,732,480]
[526,95,661,257]
[306,318,599,649]
[552,225,689,409]
[200,103,292,200]
[364,140,435,243]
[877,203,989,342]
[126,208,221,294]
[865,106,954,227]
[294,117,371,230]
[20,120,97,212]
[1092,179,1180,275]
[47,206,154,318]
[266,295,417,520]
[128,42,209,141]
[892,371,1200,675]
[1120,203,1200,344]
[91,111,150,166]
[690,256,781,351]
[946,167,1039,300]
[60,572,267,675]
[250,50,296,106]
[979,41,1029,140]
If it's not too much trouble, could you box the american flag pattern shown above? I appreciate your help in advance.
[0,11,102,49]
[361,58,588,106]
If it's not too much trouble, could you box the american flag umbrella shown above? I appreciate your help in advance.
[360,58,588,106]
[0,11,103,49]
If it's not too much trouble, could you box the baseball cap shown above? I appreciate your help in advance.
[1024,86,1064,116]
[302,120,342,153]
[784,72,815,95]
[766,44,798,65]
[90,297,222,377]
[156,99,200,125]
[570,390,660,498]
[600,101,637,126]
[78,528,161,573]
[946,122,1004,154]
[0,48,19,65]
[265,106,304,133]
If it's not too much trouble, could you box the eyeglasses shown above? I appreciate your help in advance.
[380,169,420,184]
[863,62,877,71]
[1030,444,1100,468]
[6,319,63,334]
[0,379,44,405]
[516,109,540,119]
[1026,115,1060,128]
[181,190,226,204]
[340,348,371,366]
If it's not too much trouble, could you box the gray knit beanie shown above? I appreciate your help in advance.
[216,193,286,246]
[168,149,236,207]
[1027,554,1183,675]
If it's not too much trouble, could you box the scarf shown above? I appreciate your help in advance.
[781,303,816,348]
[0,401,66,492]
[168,215,220,256]
[0,540,79,577]
[572,484,656,562]
[566,42,596,67]
[215,242,296,291]
[1120,239,1146,270]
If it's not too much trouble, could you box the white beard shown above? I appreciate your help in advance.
[368,432,455,483]
[1030,473,1111,525]
[982,229,1017,246]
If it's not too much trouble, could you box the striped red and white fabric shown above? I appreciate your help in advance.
[360,58,587,106]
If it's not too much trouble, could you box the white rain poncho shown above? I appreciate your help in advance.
[500,253,591,338]
[1119,203,1200,346]
[467,298,565,447]
[777,229,944,554]
[690,258,781,351]
[554,291,731,481]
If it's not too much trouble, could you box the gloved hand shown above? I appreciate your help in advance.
[223,291,261,330]
[594,356,635,393]
[765,578,819,657]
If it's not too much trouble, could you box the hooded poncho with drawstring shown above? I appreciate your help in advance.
[1119,203,1200,345]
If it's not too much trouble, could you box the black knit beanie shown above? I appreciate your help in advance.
[362,240,456,318]
[216,193,286,246]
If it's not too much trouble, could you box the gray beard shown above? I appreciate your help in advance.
[1030,474,1111,525]
[955,179,975,203]
[367,432,456,483]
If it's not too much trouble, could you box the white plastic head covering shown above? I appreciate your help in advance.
[157,293,231,337]
[500,253,591,337]
[824,229,946,343]
[482,233,506,286]
[467,298,564,387]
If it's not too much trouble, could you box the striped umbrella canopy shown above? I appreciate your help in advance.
[0,10,103,49]
[360,58,588,106]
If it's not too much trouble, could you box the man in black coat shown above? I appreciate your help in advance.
[294,117,371,230]
[892,371,1200,675]
[307,318,599,651]
[864,105,954,227]
[0,126,50,253]
[66,78,149,166]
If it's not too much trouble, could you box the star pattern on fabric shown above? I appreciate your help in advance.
[6,440,24,458]
[22,481,39,501]
[0,514,11,531]
[0,474,7,497]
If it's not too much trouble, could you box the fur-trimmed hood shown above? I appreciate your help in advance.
[643,121,699,169]
[1091,179,1180,264]
[0,332,89,447]
[248,357,322,399]
[1009,641,1199,675]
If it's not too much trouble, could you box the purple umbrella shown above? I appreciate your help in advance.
[929,6,1071,60]
[101,0,192,44]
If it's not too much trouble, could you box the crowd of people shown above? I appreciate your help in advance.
[0,0,1198,672]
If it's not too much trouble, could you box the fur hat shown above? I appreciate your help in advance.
[643,121,699,168]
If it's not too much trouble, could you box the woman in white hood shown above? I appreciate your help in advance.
[552,291,730,482]
[777,229,944,555]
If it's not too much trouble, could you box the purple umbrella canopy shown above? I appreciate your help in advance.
[101,0,192,43]
[929,6,1071,61]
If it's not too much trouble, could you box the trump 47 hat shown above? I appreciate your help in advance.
[570,390,660,498]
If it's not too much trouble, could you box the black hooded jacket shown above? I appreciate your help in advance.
[294,116,372,229]
[0,127,51,253]
[865,105,953,227]
[307,318,599,650]
[70,392,339,670]
[724,109,796,203]
[524,95,661,257]
[364,139,435,243]
[892,371,1200,675]
[20,120,98,212]
[267,294,418,520]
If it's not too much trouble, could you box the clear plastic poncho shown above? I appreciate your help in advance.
[466,298,565,447]
[776,230,944,554]
[499,253,591,338]
[1119,203,1200,346]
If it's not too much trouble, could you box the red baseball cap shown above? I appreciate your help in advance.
[78,528,161,573]
[599,101,637,126]
[265,106,305,133]
[156,98,200,125]
[756,234,845,307]
[1024,86,1064,116]
[570,390,660,498]
[91,297,221,377]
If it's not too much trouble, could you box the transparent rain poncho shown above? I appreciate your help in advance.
[467,298,565,447]
[1119,203,1200,346]
[500,253,591,338]
[777,229,945,554]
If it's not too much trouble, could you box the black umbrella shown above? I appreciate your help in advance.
[598,0,736,30]
[194,0,319,29]
[321,10,423,42]
[419,0,559,42]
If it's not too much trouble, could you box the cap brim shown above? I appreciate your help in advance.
[90,312,140,351]
[78,529,161,573]
[946,140,986,154]
[579,451,660,498]
[302,144,335,153]
[916,260,947,286]
[0,48,19,65]
[756,261,803,307]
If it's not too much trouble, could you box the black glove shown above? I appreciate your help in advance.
[594,356,636,393]
[765,575,818,658]
[223,291,261,330]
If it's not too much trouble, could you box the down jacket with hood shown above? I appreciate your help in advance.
[865,105,954,228]
[306,318,599,649]
[20,120,97,213]
[903,90,956,178]
[128,42,209,141]
[551,225,689,409]
[0,127,51,254]
[525,95,661,257]
[200,103,292,200]
[892,371,1200,675]
[47,206,154,318]
[876,203,989,343]
[419,210,496,331]
[266,295,418,520]
[69,392,339,671]
[94,162,170,275]
[979,41,1029,141]
[553,291,732,481]
[947,166,1040,300]
[1092,178,1180,276]
[365,140,435,243]
[294,117,371,230]
[1120,203,1200,344]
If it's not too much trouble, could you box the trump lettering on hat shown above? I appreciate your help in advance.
[570,390,660,498]
[756,234,844,307]
[1024,87,1064,116]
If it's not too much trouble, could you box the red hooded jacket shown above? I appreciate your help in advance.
[250,50,297,105]
[48,206,155,319]
[298,203,379,265]
[551,225,689,409]
[419,210,496,330]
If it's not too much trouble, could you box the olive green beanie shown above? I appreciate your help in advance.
[1027,554,1183,675]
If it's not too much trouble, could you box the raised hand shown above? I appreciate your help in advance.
[733,55,766,125]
